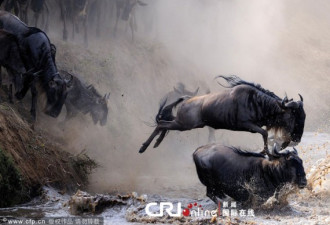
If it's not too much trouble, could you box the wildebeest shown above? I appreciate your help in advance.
[114,0,147,41]
[0,29,30,102]
[139,75,306,154]
[193,144,307,203]
[30,0,49,32]
[58,0,101,46]
[0,29,43,103]
[60,70,110,126]
[0,10,72,119]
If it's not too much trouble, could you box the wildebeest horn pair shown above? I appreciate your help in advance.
[281,94,304,109]
[272,144,298,157]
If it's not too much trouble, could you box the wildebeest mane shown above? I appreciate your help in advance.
[230,147,266,158]
[216,75,282,101]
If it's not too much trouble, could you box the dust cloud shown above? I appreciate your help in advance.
[33,0,329,194]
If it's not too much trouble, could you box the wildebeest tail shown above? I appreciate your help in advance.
[155,97,186,124]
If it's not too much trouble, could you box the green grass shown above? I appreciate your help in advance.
[0,148,29,207]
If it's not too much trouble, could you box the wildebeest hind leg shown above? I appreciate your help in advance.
[139,127,161,153]
[153,130,167,148]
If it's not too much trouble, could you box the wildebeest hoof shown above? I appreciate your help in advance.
[139,144,148,153]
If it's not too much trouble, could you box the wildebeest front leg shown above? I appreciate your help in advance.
[243,123,269,155]
[139,127,161,153]
[8,84,13,103]
[30,83,38,121]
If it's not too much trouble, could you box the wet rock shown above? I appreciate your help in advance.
[67,190,147,215]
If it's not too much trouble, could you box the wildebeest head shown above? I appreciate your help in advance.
[279,94,306,145]
[273,146,307,189]
[87,85,110,126]
[45,73,73,117]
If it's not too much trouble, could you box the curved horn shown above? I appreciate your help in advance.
[292,147,298,155]
[272,143,280,157]
[284,101,299,109]
[298,94,303,102]
[279,148,291,155]
[281,96,288,107]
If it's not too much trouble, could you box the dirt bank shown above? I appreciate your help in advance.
[0,99,96,207]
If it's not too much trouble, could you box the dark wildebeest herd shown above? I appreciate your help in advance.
[140,75,307,204]
[0,0,148,46]
[0,3,308,206]
[0,10,109,124]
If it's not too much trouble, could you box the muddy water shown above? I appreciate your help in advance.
[0,132,329,225]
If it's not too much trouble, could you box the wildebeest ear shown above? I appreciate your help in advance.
[105,93,110,101]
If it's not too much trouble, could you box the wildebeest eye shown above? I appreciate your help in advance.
[49,80,57,88]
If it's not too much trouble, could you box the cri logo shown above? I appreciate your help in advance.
[145,202,204,217]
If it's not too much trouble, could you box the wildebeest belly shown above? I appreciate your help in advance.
[200,92,240,129]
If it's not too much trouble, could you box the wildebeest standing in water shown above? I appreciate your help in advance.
[139,75,306,155]
[0,10,72,119]
[60,70,110,126]
[193,144,307,204]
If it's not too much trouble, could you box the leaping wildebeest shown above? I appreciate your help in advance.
[0,10,72,119]
[193,144,307,204]
[139,75,306,155]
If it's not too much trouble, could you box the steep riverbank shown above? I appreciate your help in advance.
[0,99,97,207]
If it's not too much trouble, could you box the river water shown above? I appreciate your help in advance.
[0,132,329,225]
